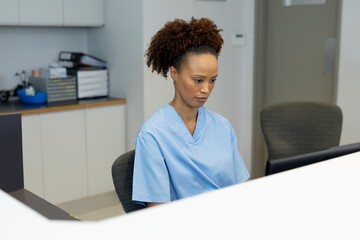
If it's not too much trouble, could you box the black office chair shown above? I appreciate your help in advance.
[111,150,146,213]
[260,101,342,173]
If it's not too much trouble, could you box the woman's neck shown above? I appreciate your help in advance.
[169,100,198,135]
[169,100,198,122]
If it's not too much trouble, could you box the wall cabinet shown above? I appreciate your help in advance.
[0,0,19,25]
[22,104,125,204]
[0,0,104,27]
[19,0,63,26]
[63,0,104,27]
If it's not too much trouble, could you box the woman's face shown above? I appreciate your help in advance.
[170,53,218,110]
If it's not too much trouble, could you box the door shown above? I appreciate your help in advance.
[252,0,340,178]
[265,0,339,104]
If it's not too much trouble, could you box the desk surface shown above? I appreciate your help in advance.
[1,151,360,239]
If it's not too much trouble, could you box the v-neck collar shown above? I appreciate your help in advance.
[166,104,204,144]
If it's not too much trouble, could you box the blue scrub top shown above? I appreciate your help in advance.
[132,104,250,205]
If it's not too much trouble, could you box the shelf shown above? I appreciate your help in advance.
[0,97,126,115]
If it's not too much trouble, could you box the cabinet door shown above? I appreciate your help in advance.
[63,0,104,26]
[22,114,44,198]
[41,109,87,204]
[85,105,125,196]
[0,0,19,25]
[19,0,62,26]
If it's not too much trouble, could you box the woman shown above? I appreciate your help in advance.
[132,17,250,207]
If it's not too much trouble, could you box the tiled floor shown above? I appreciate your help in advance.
[76,205,125,221]
[57,191,126,221]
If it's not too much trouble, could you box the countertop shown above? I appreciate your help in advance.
[0,97,126,115]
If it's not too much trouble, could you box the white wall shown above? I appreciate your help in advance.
[0,27,88,90]
[143,0,255,172]
[336,0,360,144]
[87,0,144,151]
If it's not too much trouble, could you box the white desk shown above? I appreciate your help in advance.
[2,151,360,240]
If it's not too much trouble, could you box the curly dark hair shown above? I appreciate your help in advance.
[145,17,224,78]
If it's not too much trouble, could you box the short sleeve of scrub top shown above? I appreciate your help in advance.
[132,105,250,206]
[132,132,171,203]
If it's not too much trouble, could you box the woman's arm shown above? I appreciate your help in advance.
[147,202,165,207]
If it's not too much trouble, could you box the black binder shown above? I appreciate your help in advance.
[59,51,107,68]
[59,51,83,62]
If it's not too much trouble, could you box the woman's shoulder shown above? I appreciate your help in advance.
[202,107,237,139]
[138,104,174,135]
[202,107,231,126]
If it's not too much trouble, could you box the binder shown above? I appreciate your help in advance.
[59,51,83,62]
[59,51,107,68]
[58,60,80,69]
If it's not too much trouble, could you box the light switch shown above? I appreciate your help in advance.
[232,33,245,47]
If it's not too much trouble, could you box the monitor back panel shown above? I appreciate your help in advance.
[0,113,24,192]
[265,142,360,175]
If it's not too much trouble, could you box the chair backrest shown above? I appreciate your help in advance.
[0,113,24,192]
[260,101,342,161]
[111,150,145,213]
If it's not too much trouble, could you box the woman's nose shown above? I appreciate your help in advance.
[201,83,210,94]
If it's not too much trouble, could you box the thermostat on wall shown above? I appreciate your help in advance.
[283,0,326,7]
[232,33,245,47]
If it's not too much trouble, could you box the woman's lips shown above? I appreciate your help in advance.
[197,97,208,103]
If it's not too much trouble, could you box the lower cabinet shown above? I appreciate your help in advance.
[22,104,125,204]
[85,105,126,196]
[41,109,88,204]
[22,114,44,197]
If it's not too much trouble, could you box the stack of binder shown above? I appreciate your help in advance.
[67,69,108,99]
[29,76,77,102]
[58,51,107,69]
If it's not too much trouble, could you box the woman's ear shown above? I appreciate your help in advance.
[169,66,177,80]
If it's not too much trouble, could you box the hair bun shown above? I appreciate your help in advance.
[146,17,224,78]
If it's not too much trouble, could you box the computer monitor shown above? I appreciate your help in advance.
[265,142,360,176]
[0,113,24,192]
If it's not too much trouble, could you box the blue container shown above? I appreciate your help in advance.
[17,89,47,105]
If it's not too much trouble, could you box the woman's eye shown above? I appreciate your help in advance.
[211,79,217,83]
[194,79,202,83]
